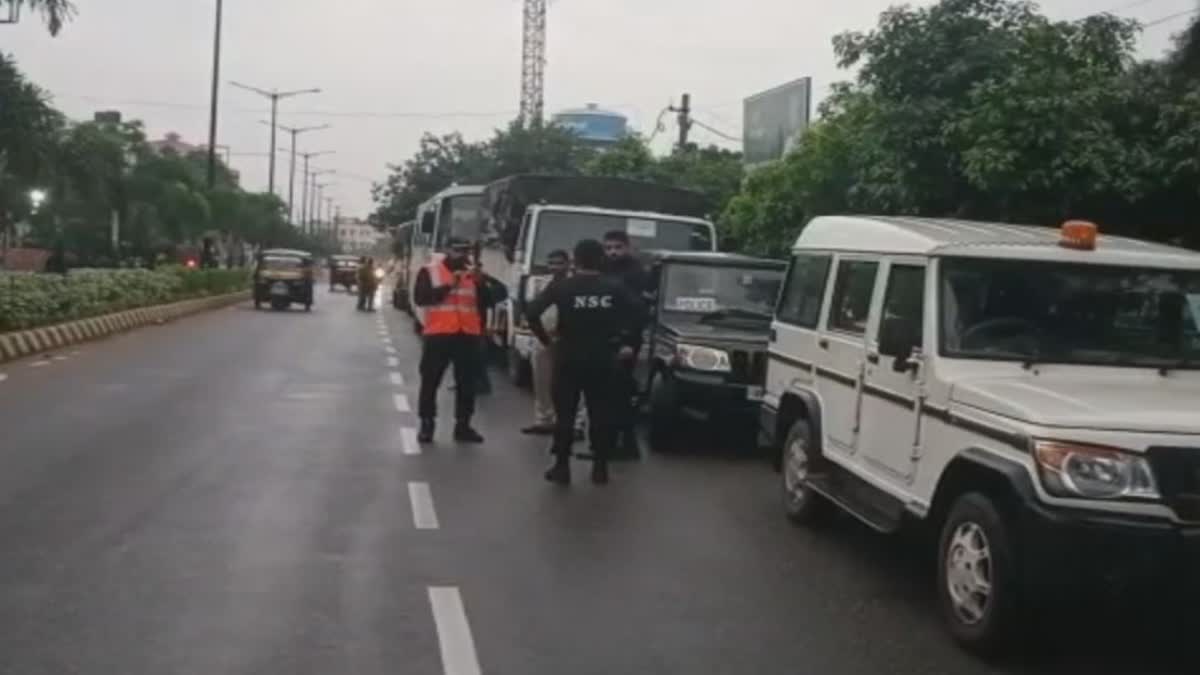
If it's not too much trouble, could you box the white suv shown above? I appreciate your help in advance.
[759,216,1200,654]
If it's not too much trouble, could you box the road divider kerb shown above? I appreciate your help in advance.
[0,290,251,364]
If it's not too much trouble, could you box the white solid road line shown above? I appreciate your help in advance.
[401,427,420,455]
[409,481,439,529]
[390,371,406,386]
[429,587,482,675]
[387,356,400,368]
[393,393,411,413]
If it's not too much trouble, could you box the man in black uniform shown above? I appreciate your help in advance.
[526,239,645,485]
[602,229,651,458]
[412,237,505,443]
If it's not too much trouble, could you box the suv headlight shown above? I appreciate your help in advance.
[1033,440,1160,500]
[675,344,731,372]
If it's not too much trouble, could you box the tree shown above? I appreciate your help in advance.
[3,1,77,35]
[721,0,1200,255]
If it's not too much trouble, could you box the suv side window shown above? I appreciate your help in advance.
[828,260,879,335]
[878,265,926,357]
[776,254,831,328]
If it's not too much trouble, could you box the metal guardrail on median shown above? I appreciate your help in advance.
[0,290,251,364]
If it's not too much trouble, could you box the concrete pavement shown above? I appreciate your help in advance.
[0,287,1191,674]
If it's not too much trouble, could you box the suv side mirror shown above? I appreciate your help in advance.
[421,211,435,235]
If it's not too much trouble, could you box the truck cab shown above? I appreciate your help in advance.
[638,251,786,452]
[760,216,1200,655]
[483,175,718,386]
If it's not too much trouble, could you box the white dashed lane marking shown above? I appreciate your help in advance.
[0,373,8,383]
[30,360,51,368]
[408,482,439,529]
[381,337,393,346]
[385,346,397,355]
[393,393,411,412]
[390,372,406,387]
[387,356,400,368]
[401,427,420,455]
[428,587,482,675]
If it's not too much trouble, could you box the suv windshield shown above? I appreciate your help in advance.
[661,263,783,320]
[940,257,1200,368]
[532,211,713,265]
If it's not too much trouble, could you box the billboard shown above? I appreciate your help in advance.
[742,77,812,165]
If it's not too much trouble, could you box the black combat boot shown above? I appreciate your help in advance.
[591,459,609,485]
[454,422,484,443]
[418,419,435,443]
[544,456,571,485]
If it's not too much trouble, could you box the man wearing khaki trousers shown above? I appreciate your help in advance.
[523,250,585,439]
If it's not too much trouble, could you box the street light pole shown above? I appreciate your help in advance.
[205,0,224,189]
[298,152,333,232]
[266,123,329,224]
[309,171,335,232]
[229,81,321,195]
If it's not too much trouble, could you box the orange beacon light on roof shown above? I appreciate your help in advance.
[1059,220,1098,250]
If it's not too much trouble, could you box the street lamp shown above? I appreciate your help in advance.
[262,121,329,224]
[29,189,47,213]
[230,81,321,195]
[205,0,224,189]
[308,170,335,233]
[297,151,334,230]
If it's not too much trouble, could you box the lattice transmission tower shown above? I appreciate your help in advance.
[519,0,547,126]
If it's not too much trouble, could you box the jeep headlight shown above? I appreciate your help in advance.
[1034,440,1159,500]
[675,344,731,373]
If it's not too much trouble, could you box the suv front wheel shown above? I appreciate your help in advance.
[937,492,1021,657]
[782,419,831,525]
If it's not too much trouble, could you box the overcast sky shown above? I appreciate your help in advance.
[2,0,1190,217]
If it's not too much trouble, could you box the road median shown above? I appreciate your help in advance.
[0,290,249,364]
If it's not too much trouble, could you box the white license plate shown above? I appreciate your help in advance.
[270,282,289,295]
[746,386,765,402]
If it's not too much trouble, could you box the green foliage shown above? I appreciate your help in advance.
[0,267,251,332]
[721,0,1200,256]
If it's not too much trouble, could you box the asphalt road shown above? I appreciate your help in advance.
[0,287,1193,675]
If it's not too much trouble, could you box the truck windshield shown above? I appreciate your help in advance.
[940,257,1200,369]
[661,264,783,320]
[532,211,713,265]
[437,194,484,246]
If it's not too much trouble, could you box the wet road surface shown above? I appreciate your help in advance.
[0,287,1193,674]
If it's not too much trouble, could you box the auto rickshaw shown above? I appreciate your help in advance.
[328,254,360,292]
[253,248,315,311]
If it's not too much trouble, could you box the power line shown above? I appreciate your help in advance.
[690,117,741,144]
[55,93,517,119]
[1143,8,1200,28]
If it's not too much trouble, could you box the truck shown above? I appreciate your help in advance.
[481,174,719,387]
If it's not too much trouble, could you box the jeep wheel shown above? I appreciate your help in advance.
[937,492,1020,657]
[782,419,831,525]
[647,373,679,453]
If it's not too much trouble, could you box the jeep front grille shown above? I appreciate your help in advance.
[1147,447,1200,523]
[729,350,768,385]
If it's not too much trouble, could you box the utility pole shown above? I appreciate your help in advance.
[669,93,693,152]
[298,152,333,231]
[268,123,329,224]
[205,0,224,189]
[230,82,321,195]
[309,171,335,233]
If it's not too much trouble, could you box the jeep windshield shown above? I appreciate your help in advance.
[661,264,783,322]
[436,194,484,246]
[531,211,713,267]
[940,257,1200,369]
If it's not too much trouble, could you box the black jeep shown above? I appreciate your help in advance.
[637,251,786,452]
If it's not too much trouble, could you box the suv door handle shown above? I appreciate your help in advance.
[866,352,880,364]
[818,338,829,349]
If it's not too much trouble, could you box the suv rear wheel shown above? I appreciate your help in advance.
[782,419,831,525]
[937,492,1020,657]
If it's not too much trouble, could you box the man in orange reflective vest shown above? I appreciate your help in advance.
[413,237,502,443]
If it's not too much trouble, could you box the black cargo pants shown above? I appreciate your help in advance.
[418,333,480,423]
[551,352,620,461]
